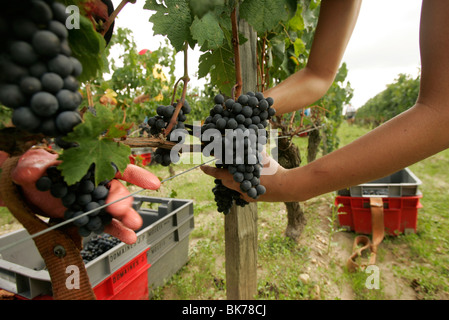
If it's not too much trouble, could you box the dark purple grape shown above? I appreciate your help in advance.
[48,54,73,78]
[36,176,52,191]
[20,76,42,96]
[32,30,60,57]
[12,107,41,131]
[0,84,26,108]
[50,182,68,198]
[30,91,59,116]
[29,0,53,25]
[9,41,38,66]
[55,111,82,133]
[72,211,89,227]
[41,72,64,93]
[48,20,68,40]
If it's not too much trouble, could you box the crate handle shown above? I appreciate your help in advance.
[0,156,96,300]
[347,197,385,272]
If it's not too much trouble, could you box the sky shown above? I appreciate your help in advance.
[110,0,423,110]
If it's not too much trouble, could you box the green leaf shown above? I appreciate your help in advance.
[191,12,224,49]
[145,0,194,51]
[288,4,305,31]
[68,14,106,83]
[285,0,299,19]
[293,37,305,57]
[240,0,290,33]
[57,105,131,185]
[189,0,225,18]
[268,34,286,66]
[300,0,318,29]
[198,45,235,94]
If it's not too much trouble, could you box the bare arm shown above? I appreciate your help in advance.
[264,0,362,115]
[260,0,449,202]
[202,0,449,203]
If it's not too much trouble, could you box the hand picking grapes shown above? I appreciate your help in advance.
[201,0,449,204]
[0,148,161,244]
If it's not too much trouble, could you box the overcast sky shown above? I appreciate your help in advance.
[342,0,422,108]
[110,0,423,110]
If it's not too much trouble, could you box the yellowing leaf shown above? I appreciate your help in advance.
[100,88,118,105]
[154,92,164,101]
[290,55,299,66]
[152,64,168,82]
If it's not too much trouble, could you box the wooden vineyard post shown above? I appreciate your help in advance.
[225,16,259,300]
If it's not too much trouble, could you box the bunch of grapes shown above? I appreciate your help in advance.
[147,101,191,166]
[35,164,114,237]
[201,91,276,214]
[0,0,83,139]
[80,234,121,263]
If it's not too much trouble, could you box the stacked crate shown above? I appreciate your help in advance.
[0,196,194,300]
[335,168,423,236]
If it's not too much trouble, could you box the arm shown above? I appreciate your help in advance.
[202,0,449,203]
[259,0,449,202]
[264,0,362,115]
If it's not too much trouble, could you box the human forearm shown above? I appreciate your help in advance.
[265,0,361,115]
[263,68,332,115]
[267,0,449,202]
[273,102,449,202]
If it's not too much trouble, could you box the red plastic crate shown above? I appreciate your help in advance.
[129,153,152,166]
[335,195,422,236]
[14,248,151,300]
[93,248,150,300]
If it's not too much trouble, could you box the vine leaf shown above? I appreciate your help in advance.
[57,105,131,186]
[144,0,194,52]
[240,0,290,33]
[191,12,224,49]
[189,0,224,19]
[198,44,235,94]
[68,14,106,83]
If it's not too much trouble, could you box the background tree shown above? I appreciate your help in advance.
[81,27,176,126]
[356,73,420,127]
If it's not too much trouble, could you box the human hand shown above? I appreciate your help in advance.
[0,148,161,244]
[200,151,284,202]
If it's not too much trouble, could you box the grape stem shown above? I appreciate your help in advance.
[101,0,134,37]
[86,83,94,107]
[288,111,297,132]
[164,42,190,137]
[231,6,242,98]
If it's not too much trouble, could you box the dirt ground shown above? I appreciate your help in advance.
[301,201,418,300]
[0,202,428,300]
[0,218,23,236]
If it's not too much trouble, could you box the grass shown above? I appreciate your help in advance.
[0,206,19,234]
[1,121,448,300]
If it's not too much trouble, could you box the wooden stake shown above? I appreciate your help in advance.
[225,10,259,300]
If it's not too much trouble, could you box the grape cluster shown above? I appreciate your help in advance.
[35,164,113,237]
[0,0,82,139]
[80,234,121,263]
[201,91,275,214]
[147,101,191,166]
